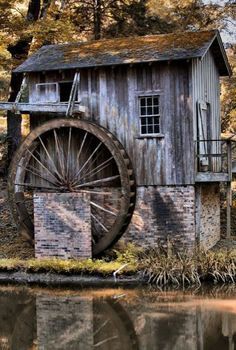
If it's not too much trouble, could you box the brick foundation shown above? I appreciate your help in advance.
[124,184,221,252]
[34,192,92,259]
[33,185,221,257]
[125,186,196,252]
[196,183,221,249]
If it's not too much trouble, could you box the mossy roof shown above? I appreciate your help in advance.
[14,30,231,76]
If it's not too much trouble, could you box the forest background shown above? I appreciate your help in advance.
[0,0,235,158]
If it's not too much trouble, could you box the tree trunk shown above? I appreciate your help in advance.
[94,0,102,39]
[7,0,41,164]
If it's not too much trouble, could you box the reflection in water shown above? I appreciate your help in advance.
[0,287,235,349]
[0,289,36,350]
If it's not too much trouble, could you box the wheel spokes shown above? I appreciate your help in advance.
[91,213,109,233]
[13,124,131,252]
[74,175,120,188]
[53,129,66,178]
[90,201,117,217]
[14,182,60,191]
[18,164,62,188]
[66,127,72,181]
[72,141,103,183]
[37,136,64,182]
[76,156,114,185]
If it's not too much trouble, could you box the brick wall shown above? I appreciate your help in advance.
[125,186,196,252]
[196,183,221,250]
[34,192,92,259]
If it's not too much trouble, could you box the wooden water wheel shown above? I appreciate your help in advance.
[8,118,136,256]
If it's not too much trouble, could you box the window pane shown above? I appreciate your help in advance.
[154,116,159,124]
[140,98,146,107]
[141,126,147,134]
[154,124,160,133]
[141,107,146,115]
[148,125,153,133]
[153,97,159,105]
[147,116,152,124]
[147,97,152,106]
[147,106,152,115]
[153,106,159,115]
[141,117,146,125]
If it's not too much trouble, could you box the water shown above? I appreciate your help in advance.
[0,285,236,349]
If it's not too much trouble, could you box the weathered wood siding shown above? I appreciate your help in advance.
[192,49,221,172]
[192,49,220,141]
[28,61,195,186]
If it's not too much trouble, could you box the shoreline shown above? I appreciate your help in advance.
[0,270,142,287]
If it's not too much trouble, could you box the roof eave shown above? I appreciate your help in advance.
[14,56,200,74]
[215,30,232,77]
[201,30,232,77]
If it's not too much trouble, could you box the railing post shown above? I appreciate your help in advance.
[227,140,232,181]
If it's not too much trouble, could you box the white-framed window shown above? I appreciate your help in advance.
[139,95,160,135]
[35,83,59,103]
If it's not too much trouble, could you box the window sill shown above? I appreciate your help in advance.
[135,134,165,139]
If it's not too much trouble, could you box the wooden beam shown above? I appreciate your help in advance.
[195,172,229,182]
[0,102,86,114]
[66,72,80,117]
[195,185,202,248]
[15,75,27,104]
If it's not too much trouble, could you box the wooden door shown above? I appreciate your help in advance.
[197,100,211,171]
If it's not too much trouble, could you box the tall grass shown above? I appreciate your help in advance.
[140,248,236,287]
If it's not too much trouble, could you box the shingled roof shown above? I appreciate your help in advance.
[14,30,231,76]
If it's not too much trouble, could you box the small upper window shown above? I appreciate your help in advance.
[139,95,160,135]
[59,81,73,102]
[35,83,58,103]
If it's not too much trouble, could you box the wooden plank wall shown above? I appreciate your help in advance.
[192,50,220,141]
[28,61,195,186]
[192,50,221,171]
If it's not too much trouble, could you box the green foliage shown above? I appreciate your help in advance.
[112,242,142,264]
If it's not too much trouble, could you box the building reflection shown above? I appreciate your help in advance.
[0,288,236,350]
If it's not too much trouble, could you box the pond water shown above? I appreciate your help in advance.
[0,285,236,350]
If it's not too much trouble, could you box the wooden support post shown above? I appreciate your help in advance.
[226,182,232,239]
[14,75,27,112]
[227,140,232,182]
[66,72,80,117]
[226,140,232,239]
[195,185,202,248]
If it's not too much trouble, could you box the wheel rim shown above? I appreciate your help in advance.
[8,118,136,256]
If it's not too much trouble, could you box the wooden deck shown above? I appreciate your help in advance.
[195,139,235,183]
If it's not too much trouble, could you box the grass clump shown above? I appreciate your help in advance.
[140,247,236,287]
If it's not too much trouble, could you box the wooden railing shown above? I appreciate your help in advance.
[195,139,236,180]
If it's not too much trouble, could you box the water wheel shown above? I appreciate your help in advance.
[8,118,136,256]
